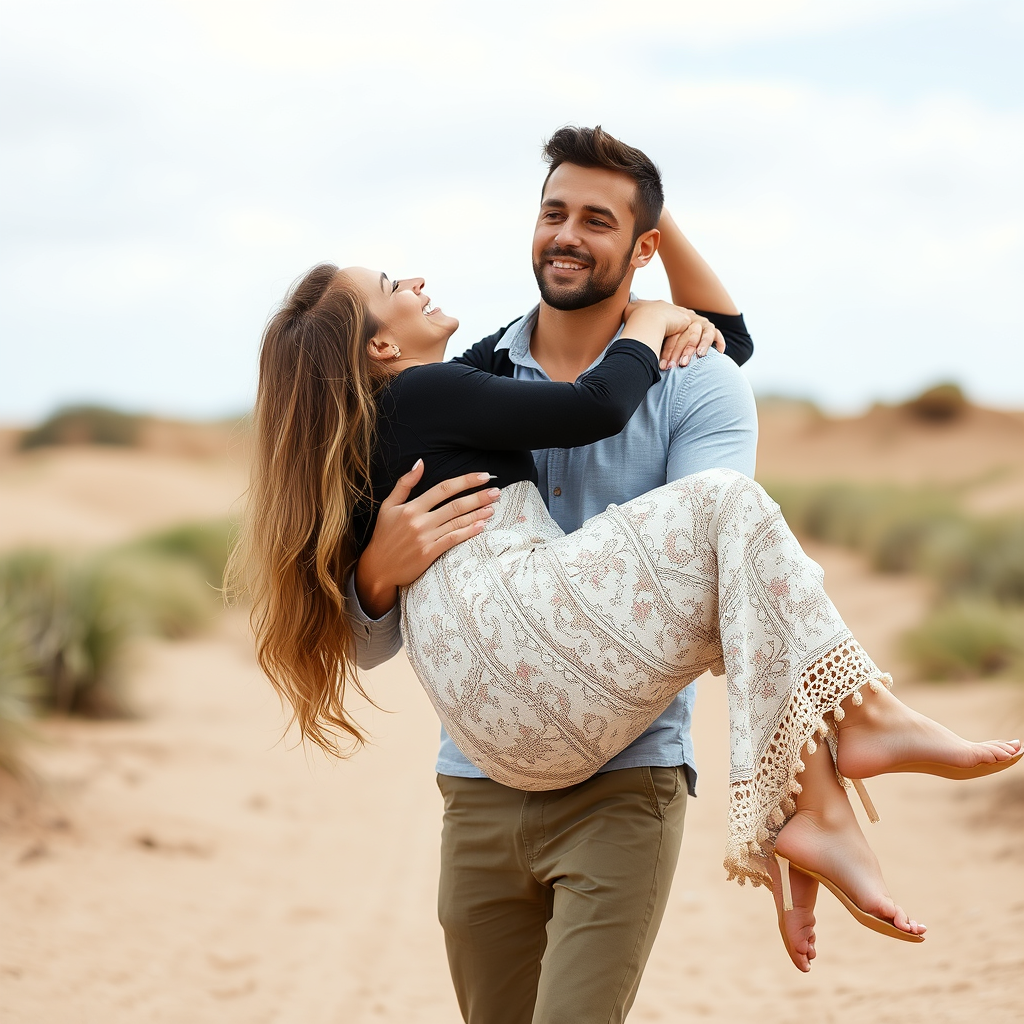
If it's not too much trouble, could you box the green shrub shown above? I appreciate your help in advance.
[863,501,965,575]
[0,547,214,719]
[764,481,1024,599]
[0,607,41,776]
[766,482,962,570]
[923,516,1024,603]
[765,480,1024,682]
[902,600,1024,680]
[19,405,141,449]
[902,382,968,422]
[123,519,235,589]
[100,552,214,640]
[0,550,133,717]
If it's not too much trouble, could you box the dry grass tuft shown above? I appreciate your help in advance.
[0,522,231,775]
[765,480,1024,680]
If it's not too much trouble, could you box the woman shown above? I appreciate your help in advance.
[229,261,1021,971]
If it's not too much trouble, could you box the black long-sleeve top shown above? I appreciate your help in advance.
[353,338,661,550]
[453,309,753,377]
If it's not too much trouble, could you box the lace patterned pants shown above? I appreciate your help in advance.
[402,469,888,885]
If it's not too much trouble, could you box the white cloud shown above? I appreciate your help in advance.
[0,0,1020,420]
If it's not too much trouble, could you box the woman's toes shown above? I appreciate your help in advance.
[890,903,927,935]
[981,740,1021,763]
[792,934,813,973]
[891,902,913,933]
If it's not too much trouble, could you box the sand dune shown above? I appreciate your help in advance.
[0,443,247,551]
[757,399,1024,513]
[1,406,1022,1023]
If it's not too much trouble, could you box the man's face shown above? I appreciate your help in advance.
[532,163,639,311]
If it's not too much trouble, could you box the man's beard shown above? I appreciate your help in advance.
[533,245,633,312]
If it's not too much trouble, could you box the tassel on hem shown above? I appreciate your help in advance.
[723,644,895,890]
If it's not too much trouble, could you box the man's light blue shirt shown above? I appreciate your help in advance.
[348,305,758,795]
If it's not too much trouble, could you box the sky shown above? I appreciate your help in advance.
[1,0,1022,422]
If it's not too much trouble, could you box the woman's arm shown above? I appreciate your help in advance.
[418,300,728,452]
[416,339,660,453]
[655,210,754,367]
[354,463,501,621]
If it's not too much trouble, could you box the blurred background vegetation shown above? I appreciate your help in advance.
[2,392,1023,782]
[763,480,1024,681]
[18,404,143,450]
[1,403,239,778]
[0,520,233,776]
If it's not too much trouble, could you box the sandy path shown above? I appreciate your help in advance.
[2,543,1022,1023]
[2,422,1022,1023]
[632,544,1024,1023]
[0,447,247,551]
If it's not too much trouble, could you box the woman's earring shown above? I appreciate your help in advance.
[391,345,401,359]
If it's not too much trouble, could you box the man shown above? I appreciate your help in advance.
[346,127,775,1022]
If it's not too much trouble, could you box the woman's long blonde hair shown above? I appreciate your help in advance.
[227,264,390,755]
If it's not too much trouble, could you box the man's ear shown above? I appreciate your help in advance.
[367,332,396,363]
[631,228,660,269]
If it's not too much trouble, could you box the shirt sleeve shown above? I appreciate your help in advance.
[344,571,404,669]
[666,349,758,481]
[408,340,661,452]
[693,309,754,366]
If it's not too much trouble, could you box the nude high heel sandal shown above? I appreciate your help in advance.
[850,778,880,823]
[775,853,925,944]
[873,747,1023,780]
[813,720,882,824]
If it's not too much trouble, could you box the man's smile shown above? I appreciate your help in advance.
[542,246,595,275]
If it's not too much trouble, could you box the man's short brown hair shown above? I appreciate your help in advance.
[542,125,664,240]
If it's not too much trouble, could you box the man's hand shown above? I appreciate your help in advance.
[354,460,501,618]
[623,299,725,370]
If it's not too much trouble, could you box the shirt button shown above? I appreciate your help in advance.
[552,487,562,497]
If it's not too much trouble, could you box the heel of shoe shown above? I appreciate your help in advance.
[851,778,880,824]
[775,854,794,912]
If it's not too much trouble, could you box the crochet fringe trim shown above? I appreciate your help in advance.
[723,640,893,890]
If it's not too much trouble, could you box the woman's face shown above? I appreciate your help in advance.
[340,267,459,366]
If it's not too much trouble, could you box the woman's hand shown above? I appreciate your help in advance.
[354,461,501,618]
[623,299,725,370]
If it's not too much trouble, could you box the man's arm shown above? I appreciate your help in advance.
[666,351,758,481]
[345,571,404,669]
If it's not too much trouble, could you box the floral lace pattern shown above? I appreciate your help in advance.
[402,470,887,886]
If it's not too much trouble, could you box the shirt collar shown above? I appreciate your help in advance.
[495,298,632,378]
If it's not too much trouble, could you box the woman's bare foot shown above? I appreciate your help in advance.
[835,684,1022,781]
[775,804,926,942]
[776,737,925,954]
[766,853,818,972]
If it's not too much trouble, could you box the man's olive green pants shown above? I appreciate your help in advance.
[436,766,687,1024]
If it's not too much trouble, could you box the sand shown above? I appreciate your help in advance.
[1,409,1022,1023]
